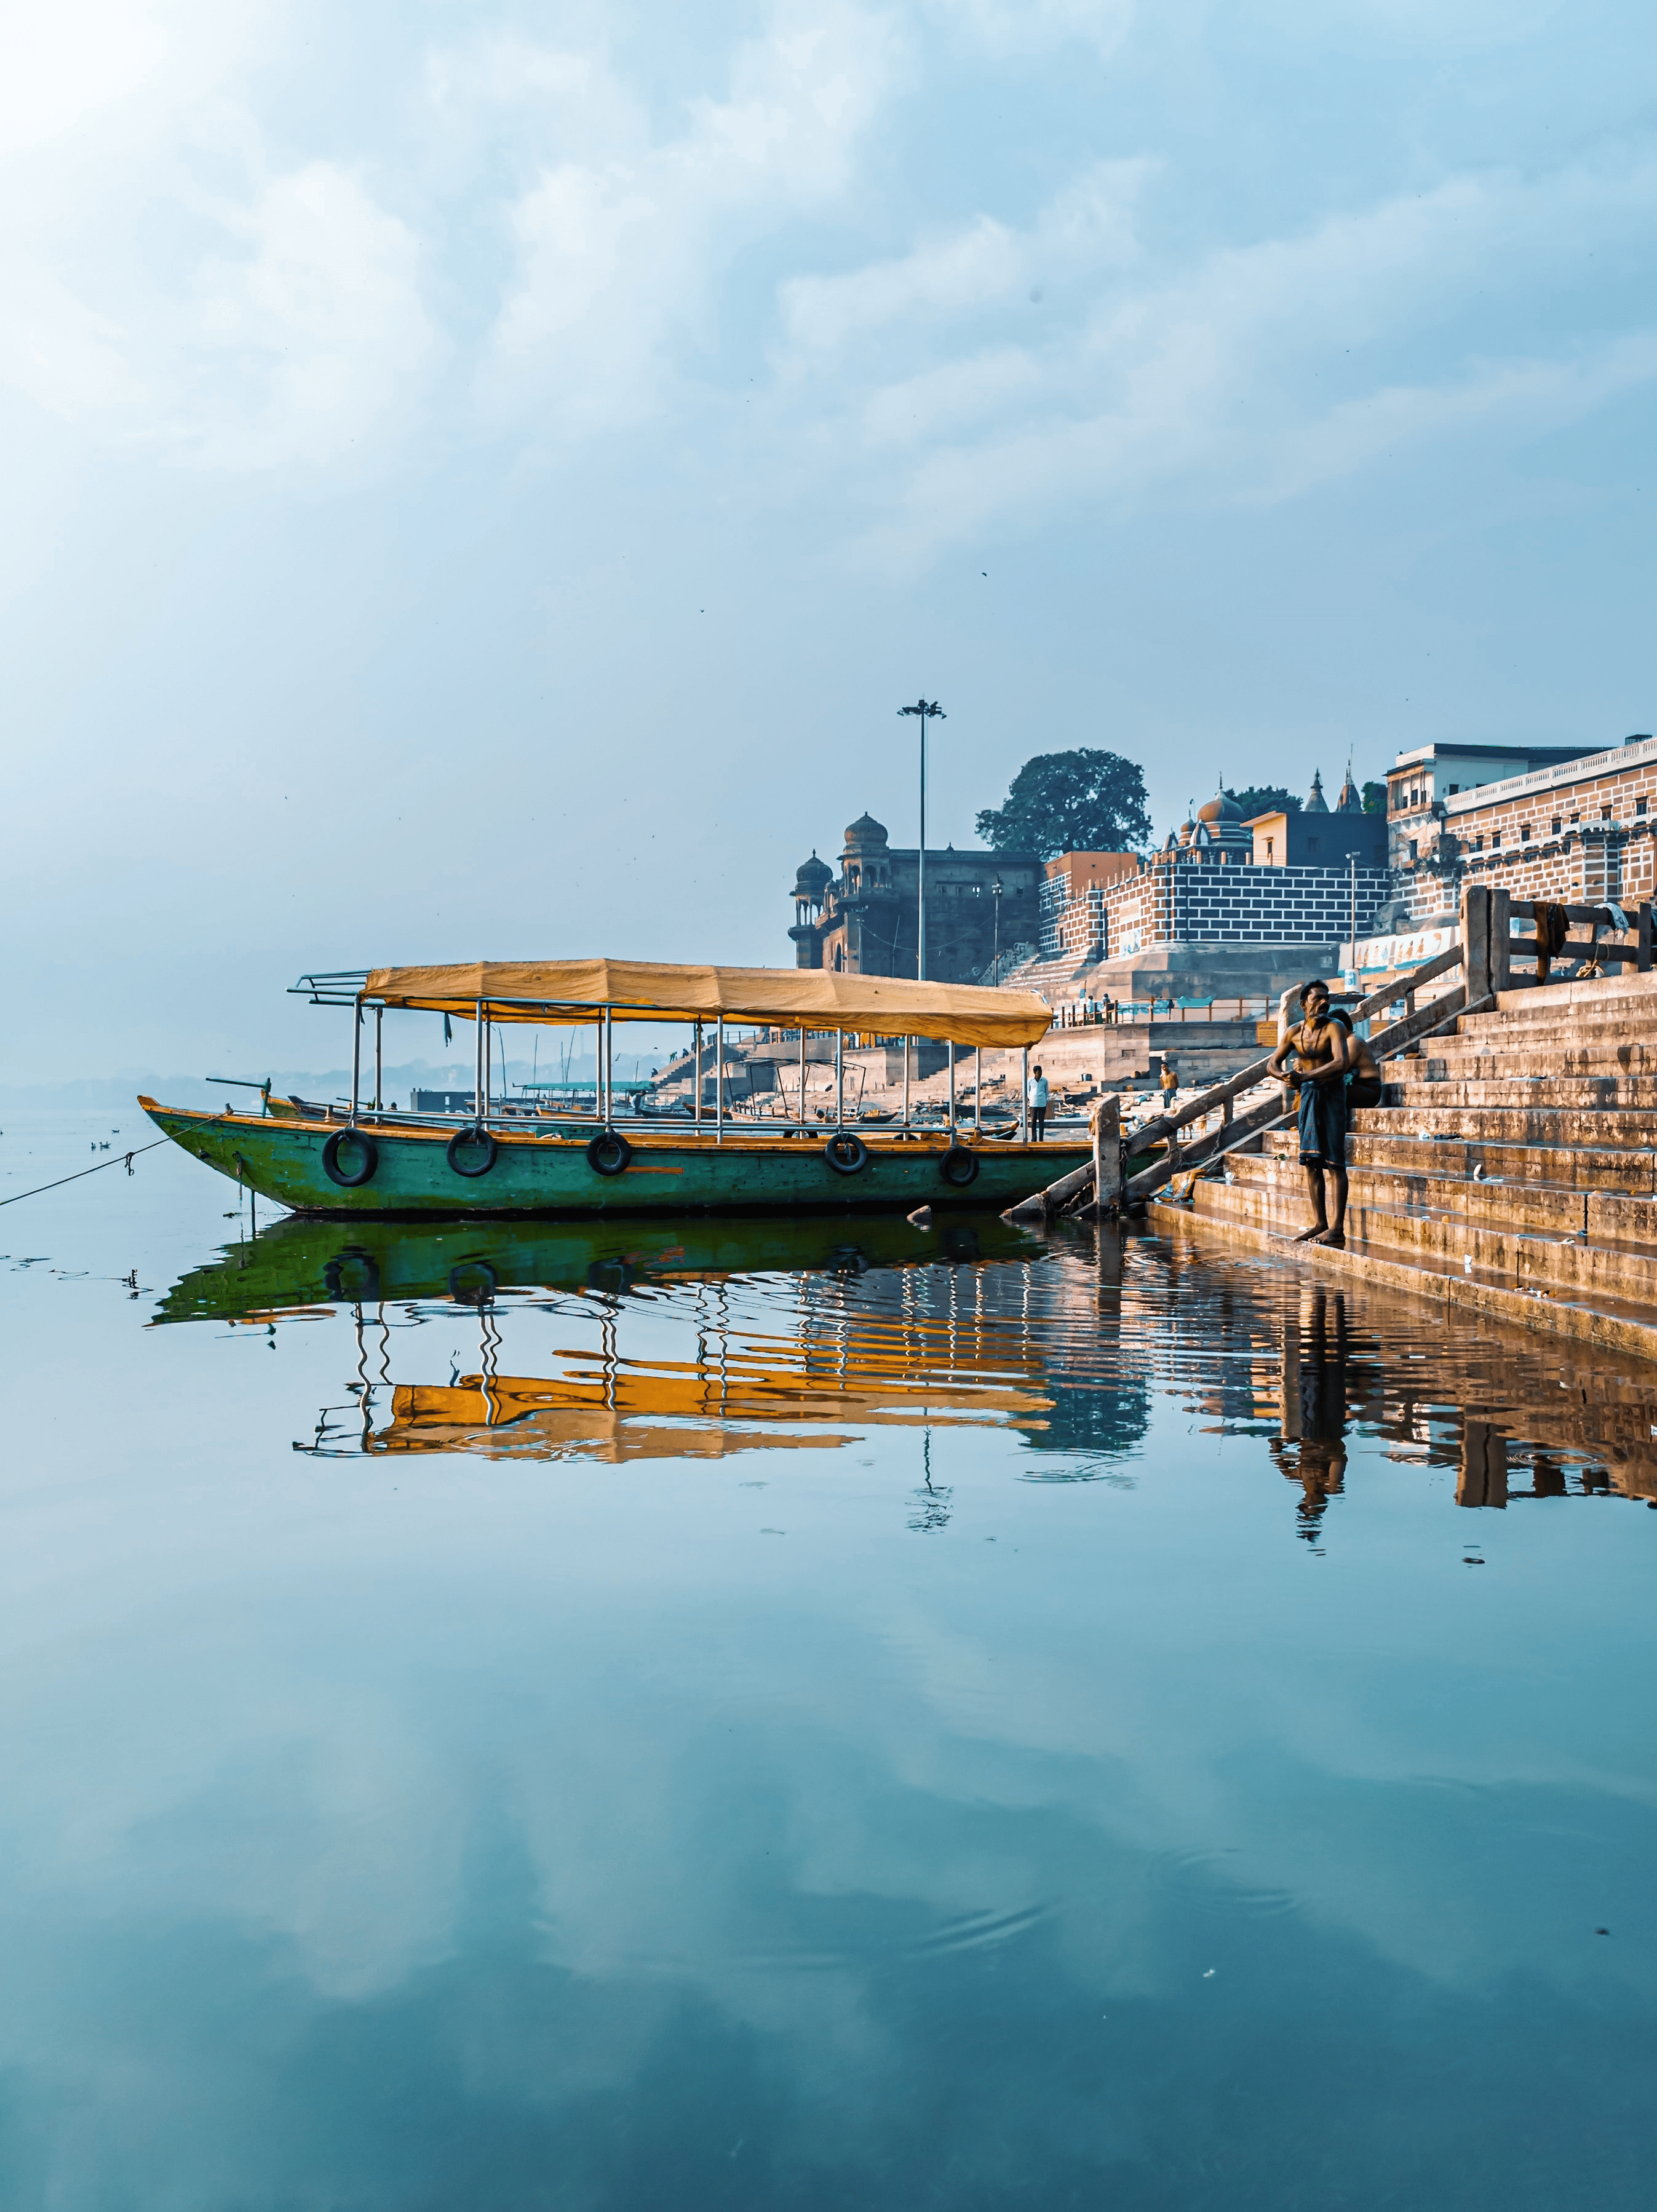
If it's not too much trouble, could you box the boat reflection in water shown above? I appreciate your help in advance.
[159,1208,1657,1516]
[162,1208,1069,1469]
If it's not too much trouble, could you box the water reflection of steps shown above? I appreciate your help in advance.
[1158,967,1657,1364]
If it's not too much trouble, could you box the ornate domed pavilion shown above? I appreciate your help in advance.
[791,850,833,921]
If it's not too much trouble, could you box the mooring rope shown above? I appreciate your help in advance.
[0,1138,170,1208]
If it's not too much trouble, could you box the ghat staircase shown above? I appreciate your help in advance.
[1159,961,1657,1362]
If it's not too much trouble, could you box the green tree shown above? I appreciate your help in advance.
[976,748,1151,860]
[1225,785,1301,821]
[1362,780,1388,815]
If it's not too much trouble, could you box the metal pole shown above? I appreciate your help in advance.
[694,1022,702,1125]
[373,1005,383,1112]
[903,1035,910,1131]
[1020,1046,1029,1141]
[474,1001,483,1123]
[799,1025,806,1129]
[716,1015,725,1143]
[350,996,363,1124]
[948,1039,956,1132]
[835,1029,844,1125]
[483,1013,492,1127]
[918,723,927,981]
[605,1007,613,1126]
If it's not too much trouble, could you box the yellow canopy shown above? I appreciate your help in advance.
[360,958,1052,1049]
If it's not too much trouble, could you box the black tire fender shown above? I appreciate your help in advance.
[825,1132,869,1175]
[448,1259,499,1304]
[587,1130,633,1176]
[939,1144,979,1187]
[324,1248,382,1299]
[322,1128,378,1187]
[446,1126,498,1178]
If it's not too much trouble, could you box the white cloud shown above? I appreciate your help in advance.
[0,0,264,154]
[919,0,1134,58]
[479,2,902,432]
[0,2,432,470]
[823,157,1657,561]
[180,162,436,470]
[780,161,1148,357]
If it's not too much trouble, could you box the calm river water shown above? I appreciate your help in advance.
[3,1109,1655,2209]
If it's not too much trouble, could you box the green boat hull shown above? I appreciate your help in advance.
[141,1098,1097,1220]
[155,1209,1046,1324]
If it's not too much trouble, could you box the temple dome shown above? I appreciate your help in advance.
[1196,784,1242,826]
[843,812,889,849]
[793,850,832,897]
[1305,769,1330,815]
[1337,766,1363,815]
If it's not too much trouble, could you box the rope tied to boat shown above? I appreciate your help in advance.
[0,1138,169,1207]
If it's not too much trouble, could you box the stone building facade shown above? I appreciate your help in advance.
[789,813,1041,983]
[1038,854,1140,965]
[1384,733,1657,924]
[1013,775,1390,1007]
[1030,779,1382,953]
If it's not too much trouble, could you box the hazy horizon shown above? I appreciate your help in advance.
[6,0,1653,1081]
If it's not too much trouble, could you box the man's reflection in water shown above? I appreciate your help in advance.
[1272,1288,1349,1542]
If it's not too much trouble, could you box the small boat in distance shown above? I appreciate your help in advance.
[142,957,1087,1219]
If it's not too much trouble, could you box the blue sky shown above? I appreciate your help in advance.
[4,0,1654,1076]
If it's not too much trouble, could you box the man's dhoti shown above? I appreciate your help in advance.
[1297,1077,1349,1168]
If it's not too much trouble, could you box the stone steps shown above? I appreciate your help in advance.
[1356,1103,1657,1145]
[1260,1128,1657,1192]
[1151,963,1657,1364]
[1191,1168,1657,1306]
[1236,1146,1657,1246]
[1453,1009,1657,1049]
[1488,972,1657,1018]
[1385,1076,1657,1109]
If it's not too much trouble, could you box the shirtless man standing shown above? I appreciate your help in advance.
[1268,980,1351,1247]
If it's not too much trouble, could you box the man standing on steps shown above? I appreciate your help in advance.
[1027,1064,1049,1140]
[1268,980,1350,1247]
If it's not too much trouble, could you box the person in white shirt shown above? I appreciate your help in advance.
[1027,1065,1049,1140]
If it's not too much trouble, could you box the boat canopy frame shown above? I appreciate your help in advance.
[308,958,1052,1052]
[291,957,1046,1144]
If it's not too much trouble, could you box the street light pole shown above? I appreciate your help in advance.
[897,699,945,980]
[991,874,1003,982]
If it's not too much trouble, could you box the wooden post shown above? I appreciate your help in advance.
[1458,1421,1508,1508]
[1091,1095,1119,1215]
[1489,884,1511,996]
[1461,884,1492,1005]
[1640,902,1654,974]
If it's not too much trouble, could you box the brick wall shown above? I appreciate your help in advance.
[1036,851,1396,959]
[1373,734,1657,918]
[1440,740,1657,911]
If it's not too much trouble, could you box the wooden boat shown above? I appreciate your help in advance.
[143,957,1086,1219]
